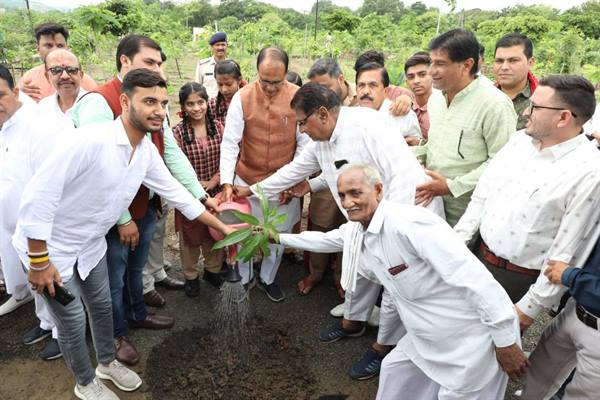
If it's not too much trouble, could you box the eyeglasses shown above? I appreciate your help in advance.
[259,78,284,87]
[297,108,316,127]
[528,102,577,118]
[47,66,80,76]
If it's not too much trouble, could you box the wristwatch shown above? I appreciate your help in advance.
[199,194,208,204]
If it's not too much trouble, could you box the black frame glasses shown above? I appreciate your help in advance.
[297,108,317,127]
[47,66,80,76]
[528,102,577,118]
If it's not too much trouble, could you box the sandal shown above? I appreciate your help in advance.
[297,275,319,295]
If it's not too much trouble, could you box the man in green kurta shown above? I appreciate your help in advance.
[413,29,517,226]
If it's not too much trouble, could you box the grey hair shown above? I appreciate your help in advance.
[307,57,342,79]
[338,163,382,186]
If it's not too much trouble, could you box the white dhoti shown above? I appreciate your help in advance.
[377,347,508,400]
[234,176,300,285]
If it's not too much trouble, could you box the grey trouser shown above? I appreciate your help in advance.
[44,256,115,386]
[344,273,405,345]
[522,299,600,400]
[142,209,168,294]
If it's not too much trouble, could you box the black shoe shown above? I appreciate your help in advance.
[243,276,256,291]
[203,270,224,288]
[40,339,62,361]
[23,326,52,345]
[257,279,285,302]
[185,278,200,297]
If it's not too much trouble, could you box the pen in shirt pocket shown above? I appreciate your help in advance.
[457,129,465,159]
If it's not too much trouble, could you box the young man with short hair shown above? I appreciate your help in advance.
[404,52,434,139]
[19,23,96,102]
[16,69,233,400]
[493,33,538,130]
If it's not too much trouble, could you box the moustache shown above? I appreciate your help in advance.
[360,94,373,101]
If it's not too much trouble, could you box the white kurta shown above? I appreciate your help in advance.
[0,103,66,293]
[250,106,444,218]
[377,99,422,139]
[455,131,600,318]
[13,118,205,281]
[38,88,86,126]
[280,201,518,392]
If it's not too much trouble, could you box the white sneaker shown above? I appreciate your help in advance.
[96,360,142,392]
[74,378,119,400]
[0,293,33,316]
[367,306,380,327]
[329,302,346,317]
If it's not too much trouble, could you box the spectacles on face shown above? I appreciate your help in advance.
[47,66,80,76]
[259,78,284,88]
[297,108,316,128]
[527,102,577,118]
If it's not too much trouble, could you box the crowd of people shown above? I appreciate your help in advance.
[0,21,599,400]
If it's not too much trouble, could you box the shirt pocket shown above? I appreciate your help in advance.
[456,127,484,160]
[512,187,550,233]
[388,264,423,301]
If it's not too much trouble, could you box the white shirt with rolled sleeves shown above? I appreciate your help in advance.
[249,106,444,218]
[280,201,518,392]
[13,117,205,282]
[454,131,600,318]
[378,99,421,139]
[219,90,310,187]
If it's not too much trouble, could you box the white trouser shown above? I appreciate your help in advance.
[522,299,600,400]
[1,246,57,338]
[234,176,300,285]
[344,273,405,345]
[377,347,508,400]
[142,206,168,294]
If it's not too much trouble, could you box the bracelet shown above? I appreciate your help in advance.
[28,250,49,257]
[29,262,50,272]
[119,220,133,227]
[29,255,50,264]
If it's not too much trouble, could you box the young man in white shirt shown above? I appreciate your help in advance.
[234,83,444,380]
[278,164,525,400]
[454,75,600,333]
[15,69,233,400]
[0,65,61,360]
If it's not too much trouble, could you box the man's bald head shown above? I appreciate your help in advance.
[44,48,83,100]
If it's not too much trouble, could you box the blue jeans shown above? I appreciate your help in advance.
[44,256,114,386]
[106,203,157,337]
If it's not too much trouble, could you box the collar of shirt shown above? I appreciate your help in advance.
[49,88,87,115]
[530,132,588,160]
[329,106,352,144]
[342,80,358,106]
[442,76,479,106]
[366,200,388,234]
[0,102,27,132]
[116,117,134,148]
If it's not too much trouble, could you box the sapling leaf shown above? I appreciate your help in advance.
[231,210,260,225]
[236,234,263,262]
[212,227,252,249]
[271,213,288,227]
[258,235,271,256]
[256,184,269,221]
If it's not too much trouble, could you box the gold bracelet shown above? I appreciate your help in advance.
[29,255,50,264]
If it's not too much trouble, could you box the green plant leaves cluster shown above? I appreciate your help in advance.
[212,186,287,263]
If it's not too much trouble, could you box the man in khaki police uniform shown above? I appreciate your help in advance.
[195,32,228,98]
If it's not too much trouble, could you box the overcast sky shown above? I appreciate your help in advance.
[29,0,588,13]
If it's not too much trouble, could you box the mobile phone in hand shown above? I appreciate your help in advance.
[44,282,75,306]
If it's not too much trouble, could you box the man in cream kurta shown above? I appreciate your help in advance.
[279,164,522,399]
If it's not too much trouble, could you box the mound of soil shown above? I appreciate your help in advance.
[147,319,319,400]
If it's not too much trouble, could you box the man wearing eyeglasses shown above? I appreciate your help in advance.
[454,75,600,336]
[220,46,309,302]
[18,23,96,102]
[38,49,86,124]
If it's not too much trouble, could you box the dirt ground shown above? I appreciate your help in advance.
[0,211,550,400]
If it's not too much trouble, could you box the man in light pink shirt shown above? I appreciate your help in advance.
[19,22,96,102]
[404,52,434,140]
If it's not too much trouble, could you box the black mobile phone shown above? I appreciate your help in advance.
[44,282,75,306]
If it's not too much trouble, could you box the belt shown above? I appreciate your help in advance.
[479,242,540,277]
[576,304,599,330]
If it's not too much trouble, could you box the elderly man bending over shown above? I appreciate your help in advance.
[278,164,526,399]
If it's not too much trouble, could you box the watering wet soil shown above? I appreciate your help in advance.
[0,211,549,399]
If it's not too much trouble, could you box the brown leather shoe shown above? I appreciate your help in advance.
[144,290,166,308]
[155,276,185,290]
[129,314,175,330]
[114,336,139,366]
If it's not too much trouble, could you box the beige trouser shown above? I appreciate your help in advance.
[142,208,168,294]
[179,232,224,280]
[522,299,600,400]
